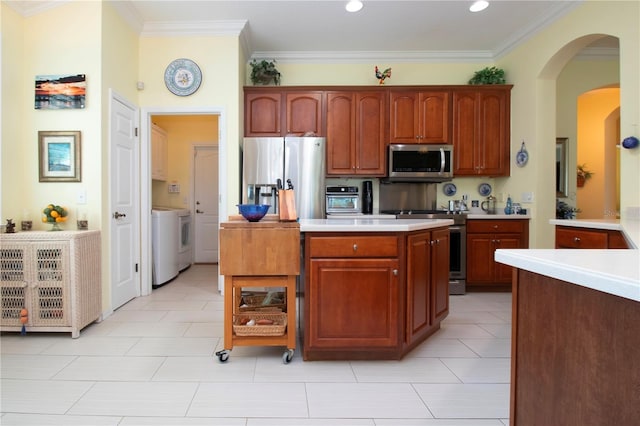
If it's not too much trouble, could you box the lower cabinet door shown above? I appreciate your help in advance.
[307,258,400,349]
[466,233,495,284]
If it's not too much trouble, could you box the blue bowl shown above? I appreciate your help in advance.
[237,204,270,222]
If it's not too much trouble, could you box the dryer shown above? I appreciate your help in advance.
[151,209,179,286]
[175,209,192,271]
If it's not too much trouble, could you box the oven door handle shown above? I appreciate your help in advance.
[440,147,445,175]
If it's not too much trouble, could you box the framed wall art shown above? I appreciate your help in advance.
[35,74,86,109]
[38,131,81,182]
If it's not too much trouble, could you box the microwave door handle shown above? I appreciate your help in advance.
[440,148,445,174]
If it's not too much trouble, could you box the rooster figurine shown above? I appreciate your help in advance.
[375,66,392,85]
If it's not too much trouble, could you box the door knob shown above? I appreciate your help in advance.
[113,211,126,219]
[196,209,204,214]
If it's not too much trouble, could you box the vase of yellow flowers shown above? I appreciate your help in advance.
[42,204,68,231]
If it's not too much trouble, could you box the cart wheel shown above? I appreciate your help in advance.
[215,350,230,363]
[283,349,294,364]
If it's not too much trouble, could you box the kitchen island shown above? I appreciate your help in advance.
[495,216,639,425]
[299,218,453,360]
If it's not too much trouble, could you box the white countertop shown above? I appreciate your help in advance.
[300,218,453,232]
[326,213,396,220]
[495,249,640,302]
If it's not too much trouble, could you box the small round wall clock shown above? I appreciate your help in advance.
[164,58,202,96]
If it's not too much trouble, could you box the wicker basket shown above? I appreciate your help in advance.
[233,312,287,336]
[239,292,286,312]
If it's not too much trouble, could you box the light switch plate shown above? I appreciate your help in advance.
[77,189,87,204]
[521,192,534,203]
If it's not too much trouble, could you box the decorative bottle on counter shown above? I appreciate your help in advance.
[505,195,513,215]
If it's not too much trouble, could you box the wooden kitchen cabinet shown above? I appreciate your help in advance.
[510,269,640,425]
[555,226,628,249]
[244,88,323,137]
[325,91,386,176]
[285,92,323,136]
[151,123,168,181]
[466,219,528,288]
[304,227,450,360]
[305,234,401,359]
[405,228,449,349]
[452,86,511,176]
[389,90,451,144]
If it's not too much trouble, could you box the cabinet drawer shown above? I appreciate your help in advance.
[555,227,607,249]
[467,219,526,234]
[308,235,399,258]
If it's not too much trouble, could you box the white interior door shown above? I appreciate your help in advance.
[193,145,219,263]
[110,93,140,309]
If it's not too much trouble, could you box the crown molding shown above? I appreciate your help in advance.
[140,20,247,37]
[3,0,70,17]
[492,1,582,59]
[109,0,144,34]
[251,50,495,64]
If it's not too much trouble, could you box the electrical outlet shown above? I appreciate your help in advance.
[521,192,534,203]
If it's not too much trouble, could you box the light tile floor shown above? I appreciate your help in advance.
[1,265,512,425]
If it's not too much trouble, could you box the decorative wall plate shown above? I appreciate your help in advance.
[478,183,492,196]
[516,141,529,167]
[443,183,457,196]
[164,58,202,96]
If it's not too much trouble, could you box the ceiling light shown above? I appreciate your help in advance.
[470,1,489,12]
[346,0,363,13]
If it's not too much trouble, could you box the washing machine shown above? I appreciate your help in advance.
[151,209,179,286]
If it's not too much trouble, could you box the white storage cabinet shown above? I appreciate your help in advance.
[0,231,101,338]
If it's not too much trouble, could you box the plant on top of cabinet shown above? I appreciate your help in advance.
[250,59,281,85]
[468,66,506,85]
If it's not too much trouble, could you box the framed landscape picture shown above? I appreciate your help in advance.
[38,131,81,182]
[35,74,86,109]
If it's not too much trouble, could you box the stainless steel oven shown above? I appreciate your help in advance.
[448,223,466,295]
[325,186,360,215]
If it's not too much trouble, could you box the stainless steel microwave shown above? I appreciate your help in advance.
[387,144,453,182]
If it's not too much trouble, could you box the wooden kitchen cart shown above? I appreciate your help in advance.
[217,220,300,363]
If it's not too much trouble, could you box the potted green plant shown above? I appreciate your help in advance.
[468,66,506,85]
[249,59,281,85]
[576,163,593,187]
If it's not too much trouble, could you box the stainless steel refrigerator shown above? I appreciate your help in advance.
[242,137,326,219]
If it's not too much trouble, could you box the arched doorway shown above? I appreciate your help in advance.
[545,35,620,220]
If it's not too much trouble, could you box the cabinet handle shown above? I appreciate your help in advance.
[574,237,581,243]
[493,225,498,229]
[393,269,398,276]
[495,239,501,245]
[353,244,358,251]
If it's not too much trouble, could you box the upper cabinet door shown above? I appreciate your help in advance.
[245,92,281,136]
[452,87,511,176]
[286,92,324,136]
[355,92,386,175]
[326,92,356,175]
[326,91,386,176]
[418,91,451,144]
[389,91,420,143]
[389,90,451,144]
